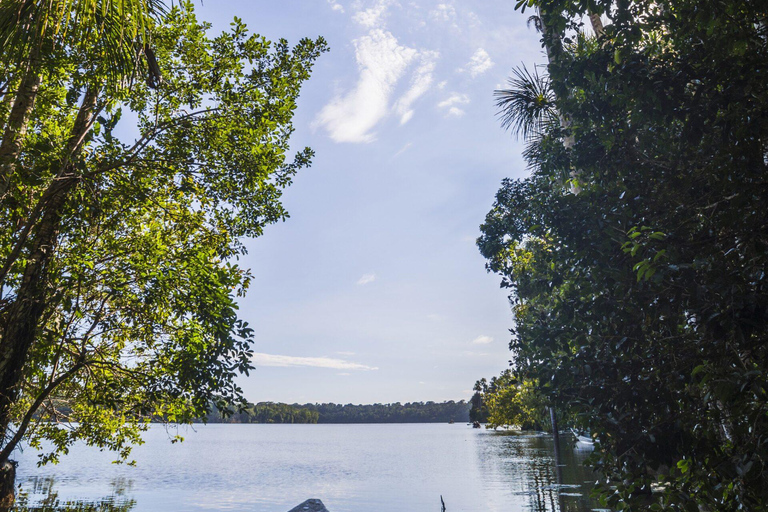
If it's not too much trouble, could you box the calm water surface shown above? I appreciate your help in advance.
[13,424,607,512]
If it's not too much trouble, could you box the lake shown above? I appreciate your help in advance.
[13,424,607,512]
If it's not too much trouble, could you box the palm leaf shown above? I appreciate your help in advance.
[0,0,167,85]
[495,64,557,141]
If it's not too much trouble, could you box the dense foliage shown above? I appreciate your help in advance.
[207,402,319,424]
[480,0,767,509]
[303,401,470,424]
[0,0,327,471]
[207,401,470,424]
[469,389,489,424]
[471,372,548,430]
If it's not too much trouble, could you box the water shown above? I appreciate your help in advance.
[13,424,606,512]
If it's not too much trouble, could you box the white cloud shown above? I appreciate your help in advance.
[460,48,494,78]
[252,353,378,371]
[315,29,417,143]
[462,350,490,356]
[437,93,469,117]
[352,0,393,28]
[428,4,480,30]
[393,142,412,157]
[327,0,345,12]
[337,351,356,356]
[429,3,457,25]
[437,93,469,109]
[357,273,376,285]
[393,51,438,125]
[471,335,493,345]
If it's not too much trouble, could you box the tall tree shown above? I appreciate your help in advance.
[0,1,327,503]
[483,0,767,509]
[0,0,166,200]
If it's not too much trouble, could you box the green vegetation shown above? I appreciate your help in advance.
[207,402,320,424]
[0,0,326,483]
[471,372,548,430]
[469,382,489,424]
[479,0,767,509]
[208,401,470,424]
[305,401,470,423]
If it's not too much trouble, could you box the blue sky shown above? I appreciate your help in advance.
[192,0,546,404]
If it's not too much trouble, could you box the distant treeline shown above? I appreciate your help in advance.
[206,400,470,424]
[206,402,320,424]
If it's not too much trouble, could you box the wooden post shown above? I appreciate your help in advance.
[549,407,562,464]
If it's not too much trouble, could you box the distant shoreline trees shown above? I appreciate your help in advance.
[206,401,471,424]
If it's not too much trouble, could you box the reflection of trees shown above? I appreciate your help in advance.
[477,432,605,512]
[13,477,135,512]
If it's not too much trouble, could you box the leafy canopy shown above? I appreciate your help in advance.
[480,0,767,509]
[0,2,327,465]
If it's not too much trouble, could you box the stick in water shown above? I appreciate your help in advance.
[440,495,446,512]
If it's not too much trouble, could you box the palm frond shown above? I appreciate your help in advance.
[495,64,557,142]
[0,0,167,85]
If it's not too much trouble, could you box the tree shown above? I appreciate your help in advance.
[476,370,548,431]
[0,1,327,502]
[482,0,767,509]
[0,0,165,78]
[469,378,490,423]
[0,0,166,203]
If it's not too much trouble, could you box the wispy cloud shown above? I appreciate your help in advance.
[437,93,470,117]
[429,3,457,26]
[315,29,417,142]
[393,51,439,124]
[356,273,376,285]
[393,142,412,157]
[352,0,393,28]
[327,0,344,12]
[460,48,494,78]
[471,335,493,345]
[252,353,378,371]
[463,350,491,356]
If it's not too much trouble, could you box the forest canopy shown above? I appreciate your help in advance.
[206,401,471,424]
[479,0,767,509]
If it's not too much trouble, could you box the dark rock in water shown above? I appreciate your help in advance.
[288,499,329,512]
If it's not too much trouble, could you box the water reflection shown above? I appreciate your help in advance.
[13,424,608,512]
[14,477,135,512]
[476,431,603,512]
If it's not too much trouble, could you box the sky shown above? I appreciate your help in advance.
[190,0,546,405]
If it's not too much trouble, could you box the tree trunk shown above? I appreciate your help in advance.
[0,459,15,509]
[0,188,69,435]
[0,42,42,200]
[589,13,604,38]
[0,76,21,136]
[0,85,100,456]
